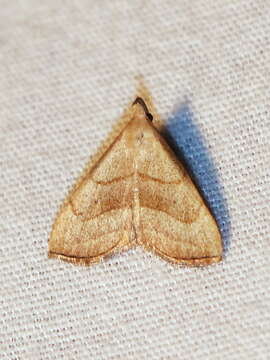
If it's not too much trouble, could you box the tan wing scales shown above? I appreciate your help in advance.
[48,125,136,265]
[132,111,222,265]
[48,90,222,266]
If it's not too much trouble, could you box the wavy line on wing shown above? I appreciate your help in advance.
[69,201,132,221]
[141,226,203,249]
[91,172,183,185]
[141,204,202,224]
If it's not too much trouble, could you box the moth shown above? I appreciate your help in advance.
[48,89,222,266]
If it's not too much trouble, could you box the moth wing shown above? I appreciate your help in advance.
[136,120,222,265]
[48,129,135,265]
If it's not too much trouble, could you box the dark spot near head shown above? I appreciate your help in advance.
[146,112,153,121]
[133,97,153,122]
[75,238,81,244]
[136,132,144,144]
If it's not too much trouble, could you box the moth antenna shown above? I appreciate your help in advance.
[133,97,153,121]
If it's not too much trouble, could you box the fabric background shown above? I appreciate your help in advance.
[0,1,269,359]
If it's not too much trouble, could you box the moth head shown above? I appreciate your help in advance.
[132,97,153,122]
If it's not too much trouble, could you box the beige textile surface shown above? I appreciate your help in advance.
[0,1,269,359]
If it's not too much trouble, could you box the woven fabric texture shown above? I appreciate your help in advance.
[0,1,269,359]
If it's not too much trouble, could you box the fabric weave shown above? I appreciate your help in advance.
[0,1,269,359]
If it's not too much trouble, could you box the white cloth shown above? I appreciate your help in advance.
[0,1,269,359]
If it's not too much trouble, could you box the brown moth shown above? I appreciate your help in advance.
[48,89,222,266]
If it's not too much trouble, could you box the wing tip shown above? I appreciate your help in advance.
[144,246,222,266]
[48,251,222,267]
[47,241,134,266]
[159,253,222,266]
[48,251,101,266]
[178,256,222,266]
